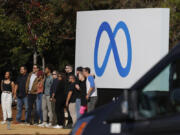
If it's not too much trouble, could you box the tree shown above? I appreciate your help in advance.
[0,0,179,79]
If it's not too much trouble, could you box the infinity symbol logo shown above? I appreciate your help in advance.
[94,21,132,77]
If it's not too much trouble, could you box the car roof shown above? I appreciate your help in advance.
[131,42,180,90]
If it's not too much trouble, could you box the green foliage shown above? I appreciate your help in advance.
[161,0,180,48]
[0,6,31,78]
[0,0,179,78]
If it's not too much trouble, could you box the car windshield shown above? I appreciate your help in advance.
[138,59,180,119]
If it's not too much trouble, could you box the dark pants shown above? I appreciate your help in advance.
[27,94,38,124]
[88,96,97,112]
[67,108,73,125]
[65,95,72,126]
[55,100,65,126]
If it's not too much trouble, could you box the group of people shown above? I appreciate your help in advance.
[0,64,97,129]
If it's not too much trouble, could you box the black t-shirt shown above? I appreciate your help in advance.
[65,72,74,97]
[2,80,12,92]
[55,80,66,102]
[79,79,87,106]
[15,74,28,98]
[68,82,80,103]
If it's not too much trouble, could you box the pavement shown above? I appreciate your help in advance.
[0,123,71,135]
[0,105,71,135]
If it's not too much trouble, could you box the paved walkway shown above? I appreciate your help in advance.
[0,105,71,135]
[0,123,71,135]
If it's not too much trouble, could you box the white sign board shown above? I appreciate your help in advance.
[75,8,169,89]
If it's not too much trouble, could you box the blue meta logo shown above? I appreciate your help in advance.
[94,21,132,77]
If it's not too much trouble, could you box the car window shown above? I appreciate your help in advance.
[138,60,180,119]
[143,65,170,92]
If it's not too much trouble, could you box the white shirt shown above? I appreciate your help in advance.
[28,73,37,91]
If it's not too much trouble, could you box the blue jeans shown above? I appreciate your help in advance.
[16,96,28,122]
[76,98,81,119]
[36,93,43,122]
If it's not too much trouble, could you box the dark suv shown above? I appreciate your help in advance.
[72,43,180,135]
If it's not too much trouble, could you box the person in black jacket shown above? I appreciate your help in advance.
[52,73,66,128]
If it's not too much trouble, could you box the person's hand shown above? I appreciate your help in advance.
[13,95,16,99]
[52,97,56,102]
[86,95,89,100]
[75,84,80,90]
[66,102,69,108]
[50,98,53,102]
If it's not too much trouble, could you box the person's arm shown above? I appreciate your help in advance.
[52,81,55,98]
[11,81,15,96]
[1,80,3,92]
[53,79,58,95]
[75,84,80,91]
[86,88,94,100]
[49,77,54,99]
[25,74,30,94]
[14,84,18,99]
[86,76,95,100]
[50,81,54,99]
[66,90,73,107]
[51,80,57,102]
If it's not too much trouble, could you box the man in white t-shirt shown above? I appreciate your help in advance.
[83,67,97,112]
[25,64,39,124]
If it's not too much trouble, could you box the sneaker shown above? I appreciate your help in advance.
[1,121,6,124]
[45,123,52,128]
[38,120,43,125]
[38,122,47,127]
[53,125,63,129]
[33,123,38,126]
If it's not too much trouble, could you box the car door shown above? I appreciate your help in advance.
[128,59,180,135]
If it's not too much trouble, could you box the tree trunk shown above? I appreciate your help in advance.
[42,55,45,72]
[33,51,37,65]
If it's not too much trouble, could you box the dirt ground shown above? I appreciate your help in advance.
[0,124,71,135]
[0,105,71,135]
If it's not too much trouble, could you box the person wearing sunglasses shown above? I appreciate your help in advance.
[50,70,59,125]
[52,73,66,128]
